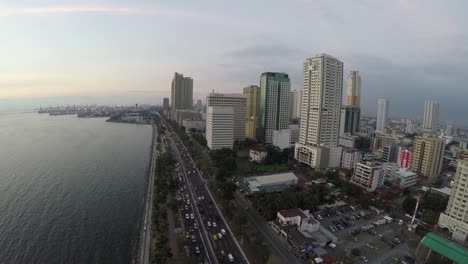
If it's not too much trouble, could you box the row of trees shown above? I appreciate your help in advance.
[249,185,330,221]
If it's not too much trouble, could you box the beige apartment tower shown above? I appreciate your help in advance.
[410,133,445,183]
[206,93,247,141]
[438,154,468,243]
[345,71,361,107]
[243,85,260,140]
[171,72,193,119]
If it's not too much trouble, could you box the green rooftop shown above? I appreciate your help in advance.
[420,233,468,264]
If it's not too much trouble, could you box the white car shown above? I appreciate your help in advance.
[185,214,189,219]
[218,233,223,239]
[212,222,217,228]
[207,221,211,227]
[228,254,234,262]
[221,229,227,236]
[190,213,194,219]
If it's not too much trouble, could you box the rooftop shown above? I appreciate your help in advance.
[254,172,298,185]
[395,169,417,178]
[278,208,308,219]
[420,233,468,264]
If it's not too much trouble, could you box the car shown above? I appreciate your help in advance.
[207,221,211,227]
[228,254,234,262]
[194,222,198,229]
[361,256,368,262]
[221,228,227,236]
[218,233,223,239]
[187,200,190,204]
[195,246,200,254]
[184,205,188,210]
[191,235,196,242]
[190,213,194,219]
[212,222,217,228]
[404,256,416,264]
[185,214,189,219]
[213,234,218,241]
[220,250,225,257]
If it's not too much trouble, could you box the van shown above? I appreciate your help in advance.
[228,254,234,262]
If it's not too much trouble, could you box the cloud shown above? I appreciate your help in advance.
[0,5,260,28]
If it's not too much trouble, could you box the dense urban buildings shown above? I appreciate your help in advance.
[243,85,261,140]
[171,72,193,119]
[345,70,361,107]
[206,106,234,150]
[257,72,291,144]
[163,97,169,116]
[376,98,389,132]
[295,54,343,169]
[290,90,302,120]
[423,100,439,132]
[438,154,468,243]
[206,93,247,141]
[410,134,445,183]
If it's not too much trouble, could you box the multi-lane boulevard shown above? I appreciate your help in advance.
[164,119,248,264]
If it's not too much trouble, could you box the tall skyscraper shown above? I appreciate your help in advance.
[243,85,260,140]
[290,90,302,120]
[438,153,468,242]
[258,72,291,144]
[410,133,445,183]
[376,98,389,132]
[171,72,193,119]
[163,97,169,116]
[345,70,361,107]
[423,100,439,132]
[206,106,234,150]
[206,93,247,141]
[340,106,361,135]
[295,54,343,168]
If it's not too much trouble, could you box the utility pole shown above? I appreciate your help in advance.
[408,195,420,231]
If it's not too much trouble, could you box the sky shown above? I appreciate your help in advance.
[1,0,467,124]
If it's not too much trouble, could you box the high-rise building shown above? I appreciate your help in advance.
[295,54,343,169]
[397,147,412,169]
[206,106,234,150]
[423,100,439,132]
[163,97,170,116]
[171,72,193,119]
[445,124,455,136]
[410,134,445,183]
[438,153,468,243]
[258,72,291,144]
[206,93,247,141]
[340,106,361,135]
[404,119,414,134]
[345,71,361,107]
[351,161,384,192]
[243,85,260,140]
[290,90,302,120]
[376,98,389,132]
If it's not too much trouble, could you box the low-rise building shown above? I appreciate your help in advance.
[244,172,298,192]
[341,149,362,170]
[273,129,291,150]
[394,169,418,188]
[351,161,384,192]
[249,147,267,163]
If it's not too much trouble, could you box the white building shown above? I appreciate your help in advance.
[341,149,362,170]
[338,134,359,149]
[394,169,418,188]
[351,161,384,192]
[249,147,268,163]
[206,93,247,141]
[295,54,343,169]
[423,100,439,132]
[244,172,298,192]
[438,156,468,243]
[290,90,302,120]
[273,129,291,150]
[182,119,206,132]
[376,98,389,132]
[206,106,234,150]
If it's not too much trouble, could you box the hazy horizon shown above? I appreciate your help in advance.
[2,0,468,124]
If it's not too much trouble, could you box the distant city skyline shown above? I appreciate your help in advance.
[1,1,468,124]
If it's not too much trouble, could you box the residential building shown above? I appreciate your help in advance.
[351,161,384,192]
[206,106,234,150]
[338,134,359,149]
[206,93,247,141]
[381,144,398,163]
[290,124,299,144]
[249,146,267,163]
[445,124,455,136]
[182,119,205,132]
[410,134,445,183]
[295,54,343,169]
[358,125,375,138]
[175,110,200,126]
[341,149,362,170]
[345,70,361,107]
[376,98,389,132]
[438,156,468,243]
[163,97,170,116]
[340,106,361,136]
[405,119,414,134]
[258,72,291,144]
[373,132,398,151]
[171,72,193,119]
[290,90,302,120]
[394,170,418,188]
[397,147,412,169]
[273,130,291,150]
[423,100,439,132]
[244,85,260,140]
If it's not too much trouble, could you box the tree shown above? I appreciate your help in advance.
[402,197,417,214]
[351,248,361,256]
[422,209,439,225]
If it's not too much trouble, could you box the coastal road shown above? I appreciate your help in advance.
[164,119,248,264]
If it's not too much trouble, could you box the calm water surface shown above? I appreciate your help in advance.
[0,113,152,264]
